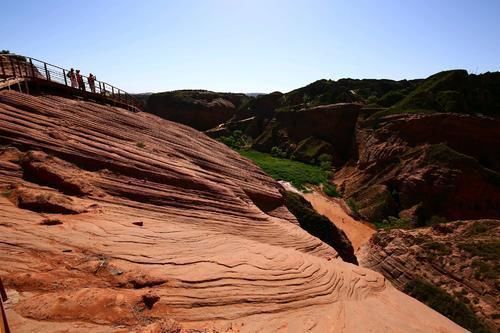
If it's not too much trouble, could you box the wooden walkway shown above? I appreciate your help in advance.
[0,54,143,112]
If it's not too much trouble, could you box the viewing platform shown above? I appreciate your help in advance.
[0,54,143,112]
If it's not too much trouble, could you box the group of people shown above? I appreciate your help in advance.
[67,68,96,93]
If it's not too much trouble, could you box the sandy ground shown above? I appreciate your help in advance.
[303,191,376,252]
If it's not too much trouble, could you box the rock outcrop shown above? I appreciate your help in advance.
[253,103,361,165]
[359,219,500,332]
[145,90,249,131]
[0,90,464,332]
[335,112,500,224]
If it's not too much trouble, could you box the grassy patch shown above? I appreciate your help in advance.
[404,279,490,333]
[373,216,411,230]
[238,149,333,192]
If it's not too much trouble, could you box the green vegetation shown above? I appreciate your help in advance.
[346,198,360,216]
[136,142,146,149]
[421,241,452,255]
[471,259,498,280]
[280,78,419,111]
[219,130,251,150]
[374,216,411,230]
[404,279,490,333]
[270,146,287,158]
[1,189,13,197]
[426,215,448,226]
[238,149,336,194]
[464,221,497,236]
[292,137,334,163]
[282,191,356,264]
[323,183,340,197]
[371,70,500,118]
[458,241,500,261]
[318,153,333,171]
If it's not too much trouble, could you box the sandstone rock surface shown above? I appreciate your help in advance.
[336,112,500,223]
[359,219,500,331]
[0,90,464,332]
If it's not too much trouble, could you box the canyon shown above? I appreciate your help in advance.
[0,90,467,332]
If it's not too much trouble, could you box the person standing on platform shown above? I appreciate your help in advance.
[67,68,77,88]
[88,73,96,93]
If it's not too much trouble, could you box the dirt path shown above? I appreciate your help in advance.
[303,191,375,252]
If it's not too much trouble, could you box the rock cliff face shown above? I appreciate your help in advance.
[145,90,248,131]
[359,220,500,331]
[336,112,500,224]
[253,103,361,165]
[0,90,463,332]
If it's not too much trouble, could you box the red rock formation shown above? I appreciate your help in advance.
[0,90,464,332]
[336,112,500,224]
[359,220,500,331]
[253,103,361,165]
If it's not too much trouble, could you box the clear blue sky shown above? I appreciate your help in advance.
[2,0,499,93]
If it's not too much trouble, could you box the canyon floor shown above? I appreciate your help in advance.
[303,191,375,253]
[0,90,466,332]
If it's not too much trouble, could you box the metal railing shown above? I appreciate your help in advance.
[0,54,143,111]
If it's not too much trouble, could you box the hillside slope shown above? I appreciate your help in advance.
[0,90,464,332]
[359,220,499,332]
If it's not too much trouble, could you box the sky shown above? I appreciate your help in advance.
[2,0,499,93]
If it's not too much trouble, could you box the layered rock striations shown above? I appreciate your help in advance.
[336,112,500,224]
[359,219,500,331]
[0,90,464,332]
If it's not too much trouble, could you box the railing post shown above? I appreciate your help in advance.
[44,63,50,81]
[63,69,68,86]
[29,58,35,77]
[111,86,115,98]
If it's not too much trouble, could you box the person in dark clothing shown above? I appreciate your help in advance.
[76,70,85,91]
[88,73,96,93]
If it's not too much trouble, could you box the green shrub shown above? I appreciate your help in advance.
[471,259,498,280]
[136,142,146,148]
[218,130,251,150]
[374,216,411,230]
[422,241,451,255]
[426,215,448,226]
[459,241,500,261]
[323,183,340,197]
[347,198,360,216]
[318,153,333,171]
[404,279,490,333]
[270,146,287,158]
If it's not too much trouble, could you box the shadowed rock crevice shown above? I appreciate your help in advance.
[282,190,358,264]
